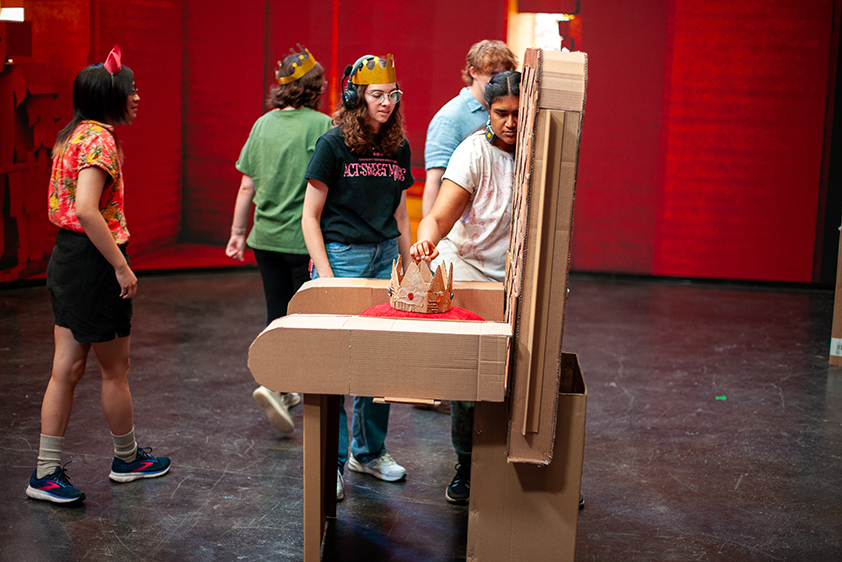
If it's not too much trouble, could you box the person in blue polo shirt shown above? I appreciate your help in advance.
[421,40,517,216]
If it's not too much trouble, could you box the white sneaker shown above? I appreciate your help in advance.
[336,469,345,501]
[283,393,302,409]
[252,386,294,434]
[347,452,406,482]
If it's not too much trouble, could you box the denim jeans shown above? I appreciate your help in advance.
[312,238,398,471]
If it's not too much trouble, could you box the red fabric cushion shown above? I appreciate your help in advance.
[360,302,484,321]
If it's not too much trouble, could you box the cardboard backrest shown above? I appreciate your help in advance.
[504,49,587,464]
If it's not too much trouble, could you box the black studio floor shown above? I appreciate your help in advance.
[1,269,841,562]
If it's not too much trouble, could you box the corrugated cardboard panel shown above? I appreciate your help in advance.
[248,316,352,395]
[348,320,510,400]
[506,49,586,464]
[288,278,389,315]
[288,278,505,321]
[469,353,587,561]
[250,315,511,401]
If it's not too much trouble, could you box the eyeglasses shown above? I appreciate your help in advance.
[366,90,402,104]
[130,87,139,97]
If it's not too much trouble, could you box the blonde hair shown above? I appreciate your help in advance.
[462,40,518,85]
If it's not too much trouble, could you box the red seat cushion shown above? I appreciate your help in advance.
[360,302,484,321]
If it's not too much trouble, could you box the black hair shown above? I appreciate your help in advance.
[53,63,135,152]
[483,70,521,106]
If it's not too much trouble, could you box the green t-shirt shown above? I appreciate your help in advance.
[236,107,332,254]
[304,127,414,245]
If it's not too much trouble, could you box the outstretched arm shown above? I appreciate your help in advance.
[410,178,470,263]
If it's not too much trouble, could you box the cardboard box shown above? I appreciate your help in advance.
[469,353,587,561]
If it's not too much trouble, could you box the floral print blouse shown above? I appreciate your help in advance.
[48,120,129,244]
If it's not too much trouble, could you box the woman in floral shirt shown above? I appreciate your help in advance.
[26,47,170,506]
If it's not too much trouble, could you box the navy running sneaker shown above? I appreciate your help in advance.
[109,447,171,482]
[26,463,86,504]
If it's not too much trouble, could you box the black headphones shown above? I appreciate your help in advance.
[341,55,376,109]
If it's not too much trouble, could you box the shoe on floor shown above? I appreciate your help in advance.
[445,461,470,505]
[284,392,302,410]
[26,463,85,504]
[253,386,294,433]
[109,447,171,482]
[336,468,345,502]
[347,452,406,482]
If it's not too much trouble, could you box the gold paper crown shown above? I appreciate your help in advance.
[389,257,453,314]
[351,54,397,85]
[276,44,318,85]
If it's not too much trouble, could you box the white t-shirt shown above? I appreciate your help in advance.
[434,130,514,282]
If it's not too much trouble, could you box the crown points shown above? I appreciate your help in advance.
[352,54,397,85]
[276,44,318,85]
[390,258,453,314]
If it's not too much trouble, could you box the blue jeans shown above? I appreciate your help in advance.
[312,239,398,471]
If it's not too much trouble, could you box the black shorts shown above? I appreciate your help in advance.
[47,229,132,343]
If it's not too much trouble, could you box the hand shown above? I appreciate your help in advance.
[225,234,246,261]
[410,240,439,263]
[115,264,138,299]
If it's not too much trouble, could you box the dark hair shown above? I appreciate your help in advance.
[462,40,518,86]
[267,55,325,110]
[332,83,406,157]
[484,70,521,106]
[53,63,135,152]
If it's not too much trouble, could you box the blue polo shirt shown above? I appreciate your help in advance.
[424,87,488,170]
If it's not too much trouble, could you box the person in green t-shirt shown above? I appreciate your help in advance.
[226,45,332,435]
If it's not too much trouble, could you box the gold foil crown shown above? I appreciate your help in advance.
[352,54,397,85]
[389,257,453,314]
[276,44,318,85]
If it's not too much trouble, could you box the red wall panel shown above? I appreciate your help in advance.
[0,1,181,283]
[571,0,671,274]
[654,0,834,282]
[182,0,267,244]
[95,0,184,256]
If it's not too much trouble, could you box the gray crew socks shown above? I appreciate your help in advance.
[36,434,64,479]
[112,427,138,462]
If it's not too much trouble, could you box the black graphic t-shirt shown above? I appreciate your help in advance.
[305,127,414,245]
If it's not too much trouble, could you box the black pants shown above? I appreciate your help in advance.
[253,249,311,325]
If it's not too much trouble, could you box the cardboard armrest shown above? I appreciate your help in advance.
[288,278,506,322]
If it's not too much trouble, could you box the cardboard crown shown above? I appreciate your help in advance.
[389,257,453,314]
[351,54,397,85]
[276,44,318,85]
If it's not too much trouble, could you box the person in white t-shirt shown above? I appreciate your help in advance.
[410,71,520,505]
